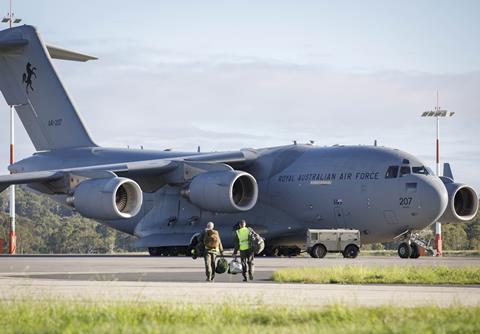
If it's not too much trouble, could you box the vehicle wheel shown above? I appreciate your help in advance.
[312,244,327,258]
[410,243,420,259]
[148,247,161,256]
[309,249,317,258]
[398,242,412,258]
[343,244,359,258]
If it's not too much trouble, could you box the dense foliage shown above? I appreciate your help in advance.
[0,186,138,254]
[0,187,479,254]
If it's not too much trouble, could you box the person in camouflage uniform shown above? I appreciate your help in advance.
[198,222,223,282]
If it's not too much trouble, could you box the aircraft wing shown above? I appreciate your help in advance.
[0,171,63,193]
[60,149,257,175]
[0,149,258,193]
[180,149,258,164]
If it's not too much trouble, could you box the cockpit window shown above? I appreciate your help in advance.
[402,159,410,164]
[412,166,429,175]
[399,166,411,177]
[385,166,399,178]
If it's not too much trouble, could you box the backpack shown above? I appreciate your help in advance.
[248,228,265,255]
[215,257,228,274]
[204,230,220,249]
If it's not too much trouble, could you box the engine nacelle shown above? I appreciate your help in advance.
[438,178,478,223]
[70,177,143,220]
[184,170,258,213]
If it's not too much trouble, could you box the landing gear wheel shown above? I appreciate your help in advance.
[343,244,359,258]
[398,242,412,258]
[264,247,279,257]
[312,244,327,258]
[148,247,161,256]
[271,247,280,257]
[410,243,420,259]
[167,247,179,256]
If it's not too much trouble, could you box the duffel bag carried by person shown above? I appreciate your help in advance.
[228,259,243,275]
[215,257,228,274]
[249,228,265,255]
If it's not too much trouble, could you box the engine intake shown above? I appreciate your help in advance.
[71,177,143,220]
[439,179,478,223]
[184,170,258,213]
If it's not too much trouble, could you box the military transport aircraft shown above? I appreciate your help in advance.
[0,26,478,258]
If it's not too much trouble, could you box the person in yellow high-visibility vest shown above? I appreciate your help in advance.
[233,219,255,282]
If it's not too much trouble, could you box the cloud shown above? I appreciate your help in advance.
[1,45,479,192]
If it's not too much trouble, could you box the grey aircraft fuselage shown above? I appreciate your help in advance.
[0,25,475,256]
[12,143,448,249]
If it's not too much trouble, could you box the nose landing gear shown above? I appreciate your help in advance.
[397,232,434,259]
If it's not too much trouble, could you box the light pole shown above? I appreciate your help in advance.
[421,90,454,256]
[2,0,22,255]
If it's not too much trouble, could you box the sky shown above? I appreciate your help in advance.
[0,0,479,192]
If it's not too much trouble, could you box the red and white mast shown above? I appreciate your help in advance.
[2,0,21,254]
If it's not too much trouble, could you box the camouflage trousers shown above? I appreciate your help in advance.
[204,251,217,281]
[240,249,254,280]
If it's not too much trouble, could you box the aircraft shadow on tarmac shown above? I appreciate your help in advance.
[13,272,274,283]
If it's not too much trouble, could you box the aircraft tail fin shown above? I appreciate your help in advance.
[443,163,454,180]
[0,25,96,151]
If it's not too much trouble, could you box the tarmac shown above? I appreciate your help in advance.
[0,255,479,306]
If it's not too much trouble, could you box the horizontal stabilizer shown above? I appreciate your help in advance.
[0,39,28,53]
[0,40,97,62]
[46,44,97,62]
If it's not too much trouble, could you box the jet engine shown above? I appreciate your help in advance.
[439,178,478,223]
[183,170,258,213]
[69,177,143,220]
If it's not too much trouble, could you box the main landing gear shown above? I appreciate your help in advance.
[148,246,189,257]
[262,246,301,257]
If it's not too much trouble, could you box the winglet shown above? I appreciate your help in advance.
[46,44,98,62]
[443,163,454,180]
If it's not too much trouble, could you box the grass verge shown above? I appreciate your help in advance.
[0,301,479,334]
[271,266,480,284]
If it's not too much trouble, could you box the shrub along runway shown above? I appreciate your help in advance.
[0,255,479,306]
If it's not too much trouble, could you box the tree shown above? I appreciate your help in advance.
[442,223,469,250]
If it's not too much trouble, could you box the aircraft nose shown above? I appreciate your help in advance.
[421,177,448,223]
